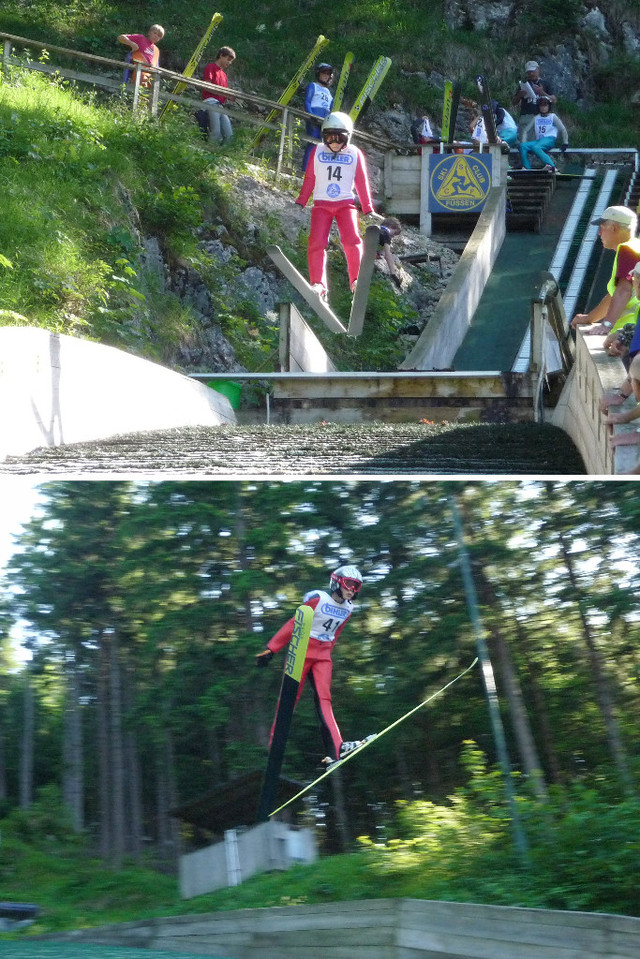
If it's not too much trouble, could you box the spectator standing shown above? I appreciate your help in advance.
[599,262,640,414]
[605,353,640,469]
[117,25,164,87]
[202,47,236,144]
[512,59,556,142]
[378,217,403,288]
[571,206,640,336]
[302,63,334,172]
[519,95,568,172]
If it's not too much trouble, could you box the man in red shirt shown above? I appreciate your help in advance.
[202,47,236,144]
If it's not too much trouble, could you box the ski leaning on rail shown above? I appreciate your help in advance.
[256,604,314,822]
[332,51,354,111]
[159,11,223,120]
[441,80,461,145]
[252,35,330,149]
[268,657,479,818]
[348,56,392,125]
[475,74,499,144]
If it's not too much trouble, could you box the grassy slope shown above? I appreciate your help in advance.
[1,0,638,142]
[0,1,638,372]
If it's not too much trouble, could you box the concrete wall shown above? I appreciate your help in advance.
[179,822,317,900]
[399,186,507,371]
[549,331,639,475]
[43,898,640,959]
[0,327,235,459]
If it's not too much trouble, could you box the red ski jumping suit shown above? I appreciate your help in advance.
[267,589,354,760]
[296,143,374,293]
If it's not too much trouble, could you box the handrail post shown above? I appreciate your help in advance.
[149,70,161,116]
[132,63,142,112]
[276,106,288,182]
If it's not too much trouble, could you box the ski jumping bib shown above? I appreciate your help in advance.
[313,145,359,202]
[307,82,333,116]
[303,589,353,642]
[534,115,558,140]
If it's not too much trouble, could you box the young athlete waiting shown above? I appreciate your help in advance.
[518,95,568,173]
[256,565,370,763]
[302,63,334,172]
[295,111,374,302]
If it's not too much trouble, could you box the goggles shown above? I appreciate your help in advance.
[324,131,348,146]
[340,578,361,592]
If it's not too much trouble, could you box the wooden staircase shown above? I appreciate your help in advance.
[506,169,556,232]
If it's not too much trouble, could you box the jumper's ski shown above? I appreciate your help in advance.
[256,604,314,822]
[252,35,330,149]
[332,51,354,111]
[267,245,347,334]
[348,56,392,125]
[159,11,223,120]
[269,658,479,817]
[475,75,499,145]
[347,224,380,337]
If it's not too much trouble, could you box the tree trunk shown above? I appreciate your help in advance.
[475,566,549,801]
[62,657,84,831]
[109,630,126,868]
[558,532,635,797]
[19,674,34,809]
[97,634,111,859]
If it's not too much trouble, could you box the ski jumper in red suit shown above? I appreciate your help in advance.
[296,143,374,293]
[267,589,354,760]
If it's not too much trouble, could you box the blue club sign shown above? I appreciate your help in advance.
[427,153,492,213]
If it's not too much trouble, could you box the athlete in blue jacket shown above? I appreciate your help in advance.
[302,63,334,171]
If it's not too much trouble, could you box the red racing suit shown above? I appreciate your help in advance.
[296,143,374,292]
[267,589,354,759]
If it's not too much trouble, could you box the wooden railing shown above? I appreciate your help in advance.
[0,31,394,176]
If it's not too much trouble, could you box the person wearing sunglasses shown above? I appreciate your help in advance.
[256,564,369,763]
[295,111,375,303]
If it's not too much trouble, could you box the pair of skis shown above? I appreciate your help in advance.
[159,11,223,121]
[263,656,478,819]
[268,223,380,337]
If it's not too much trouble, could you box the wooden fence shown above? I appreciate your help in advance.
[0,31,394,176]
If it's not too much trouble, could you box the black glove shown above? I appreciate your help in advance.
[256,649,274,667]
[560,143,568,153]
[390,274,402,289]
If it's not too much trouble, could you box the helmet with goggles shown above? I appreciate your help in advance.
[329,564,363,597]
[322,111,354,148]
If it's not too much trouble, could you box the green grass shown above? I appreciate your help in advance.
[4,765,640,940]
[0,1,637,374]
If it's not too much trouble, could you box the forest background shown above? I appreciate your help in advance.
[1,479,639,932]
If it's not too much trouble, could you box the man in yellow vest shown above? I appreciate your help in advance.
[570,205,640,337]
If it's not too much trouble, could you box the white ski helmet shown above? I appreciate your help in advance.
[330,564,363,596]
[322,111,354,147]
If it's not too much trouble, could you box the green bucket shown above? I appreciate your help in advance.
[208,379,243,410]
